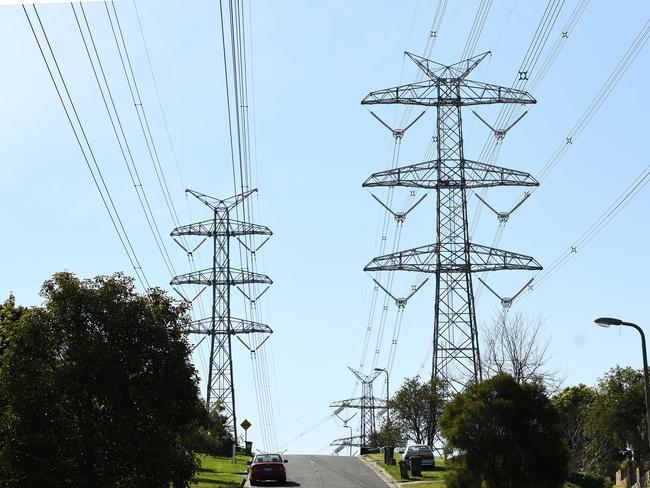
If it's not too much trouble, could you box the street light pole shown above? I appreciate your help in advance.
[344,423,353,456]
[374,368,390,431]
[595,317,650,451]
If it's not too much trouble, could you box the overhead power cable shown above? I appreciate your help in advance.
[399,0,448,128]
[130,0,188,196]
[218,0,279,451]
[23,4,150,289]
[461,0,494,60]
[535,17,650,183]
[118,0,211,379]
[71,3,177,278]
[524,164,650,295]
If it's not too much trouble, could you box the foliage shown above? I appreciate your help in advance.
[389,375,446,446]
[186,402,234,456]
[440,372,568,488]
[482,311,563,392]
[593,366,648,470]
[565,471,606,488]
[553,384,608,473]
[207,402,234,449]
[0,272,203,487]
[368,422,405,448]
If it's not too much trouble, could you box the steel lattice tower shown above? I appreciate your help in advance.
[171,189,273,443]
[362,52,542,394]
[330,368,385,449]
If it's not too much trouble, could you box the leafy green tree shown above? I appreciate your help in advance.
[0,272,203,487]
[389,375,446,446]
[553,384,620,476]
[594,367,648,469]
[184,402,233,456]
[368,422,405,448]
[440,373,568,488]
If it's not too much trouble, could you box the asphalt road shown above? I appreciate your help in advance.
[246,455,389,488]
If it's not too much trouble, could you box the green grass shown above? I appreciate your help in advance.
[367,453,601,488]
[366,452,447,485]
[192,453,250,487]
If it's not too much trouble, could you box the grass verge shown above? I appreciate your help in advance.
[366,452,598,488]
[365,452,447,485]
[192,453,250,487]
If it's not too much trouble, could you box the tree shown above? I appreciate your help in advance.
[594,367,648,469]
[482,311,564,392]
[368,422,405,448]
[552,384,611,471]
[0,272,203,487]
[184,401,234,456]
[440,372,568,488]
[389,375,446,446]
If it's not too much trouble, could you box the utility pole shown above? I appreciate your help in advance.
[361,52,542,395]
[330,368,385,450]
[171,188,273,444]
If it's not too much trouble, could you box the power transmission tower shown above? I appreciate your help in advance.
[330,368,385,450]
[170,188,273,444]
[361,52,542,395]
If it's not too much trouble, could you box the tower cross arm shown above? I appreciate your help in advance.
[229,221,273,237]
[364,243,542,273]
[186,188,257,211]
[468,243,542,272]
[331,436,362,447]
[361,80,535,107]
[364,244,439,272]
[464,160,539,188]
[329,398,386,409]
[188,316,273,335]
[362,80,439,106]
[171,219,271,237]
[170,268,272,286]
[363,159,538,189]
[459,80,536,106]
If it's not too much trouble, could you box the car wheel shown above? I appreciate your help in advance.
[280,477,287,485]
[250,479,258,486]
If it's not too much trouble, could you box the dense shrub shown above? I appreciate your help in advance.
[567,471,606,488]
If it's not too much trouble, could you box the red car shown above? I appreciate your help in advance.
[247,453,288,486]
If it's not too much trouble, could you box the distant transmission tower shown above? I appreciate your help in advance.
[330,368,385,450]
[171,189,273,443]
[362,52,542,394]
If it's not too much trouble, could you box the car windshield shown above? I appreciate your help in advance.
[256,455,282,463]
[409,446,431,453]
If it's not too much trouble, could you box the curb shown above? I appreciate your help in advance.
[358,455,402,487]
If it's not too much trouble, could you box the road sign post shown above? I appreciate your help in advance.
[241,419,252,455]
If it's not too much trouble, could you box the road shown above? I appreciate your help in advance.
[246,455,389,488]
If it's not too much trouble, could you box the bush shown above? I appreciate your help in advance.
[566,471,606,488]
[184,429,224,456]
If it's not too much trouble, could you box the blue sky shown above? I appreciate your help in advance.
[1,0,649,454]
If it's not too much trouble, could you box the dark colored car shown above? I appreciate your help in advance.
[401,444,435,469]
[248,453,288,485]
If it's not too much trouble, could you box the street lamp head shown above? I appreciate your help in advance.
[374,368,385,372]
[595,317,624,328]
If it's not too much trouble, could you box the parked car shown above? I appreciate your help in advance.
[248,453,288,485]
[400,444,435,469]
